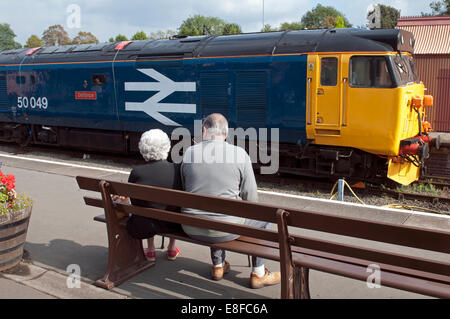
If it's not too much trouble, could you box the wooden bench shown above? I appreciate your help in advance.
[76,176,450,298]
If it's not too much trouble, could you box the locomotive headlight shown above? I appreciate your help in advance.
[423,95,433,107]
[412,96,423,108]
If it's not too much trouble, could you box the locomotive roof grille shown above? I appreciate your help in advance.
[0,28,415,64]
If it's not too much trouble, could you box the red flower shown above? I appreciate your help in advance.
[0,171,15,192]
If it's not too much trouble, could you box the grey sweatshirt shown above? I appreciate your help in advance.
[180,138,258,238]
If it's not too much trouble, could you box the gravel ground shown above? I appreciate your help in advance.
[1,142,449,216]
[257,180,450,216]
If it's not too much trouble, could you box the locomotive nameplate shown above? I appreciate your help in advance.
[75,91,97,100]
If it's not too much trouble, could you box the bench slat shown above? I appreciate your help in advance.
[292,254,450,299]
[89,199,450,280]
[93,212,449,284]
[91,214,450,298]
[77,176,279,223]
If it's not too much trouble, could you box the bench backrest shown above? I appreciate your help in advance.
[76,176,282,243]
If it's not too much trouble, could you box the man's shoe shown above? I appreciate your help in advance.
[211,260,230,281]
[250,268,281,289]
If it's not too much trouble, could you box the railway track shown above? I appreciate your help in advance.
[366,185,450,205]
[256,173,450,213]
[424,152,450,181]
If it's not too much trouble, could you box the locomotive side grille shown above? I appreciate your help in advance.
[200,72,229,119]
[236,71,267,128]
[0,76,7,111]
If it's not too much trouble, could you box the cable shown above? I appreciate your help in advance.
[330,180,448,216]
[329,180,366,205]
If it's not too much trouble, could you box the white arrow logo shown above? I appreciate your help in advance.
[125,68,196,126]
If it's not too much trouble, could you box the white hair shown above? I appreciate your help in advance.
[138,129,171,161]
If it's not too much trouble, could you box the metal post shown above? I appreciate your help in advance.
[337,179,345,201]
[262,0,265,30]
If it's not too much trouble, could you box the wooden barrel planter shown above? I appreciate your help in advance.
[0,205,32,271]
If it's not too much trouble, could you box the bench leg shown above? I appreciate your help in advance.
[97,181,155,289]
[294,266,311,299]
[96,218,156,290]
[160,236,165,249]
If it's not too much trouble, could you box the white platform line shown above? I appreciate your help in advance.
[258,191,450,219]
[0,153,130,174]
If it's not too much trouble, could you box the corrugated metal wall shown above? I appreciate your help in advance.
[415,55,450,132]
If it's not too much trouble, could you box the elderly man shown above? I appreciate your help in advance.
[181,113,280,289]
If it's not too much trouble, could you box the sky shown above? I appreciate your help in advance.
[0,0,433,45]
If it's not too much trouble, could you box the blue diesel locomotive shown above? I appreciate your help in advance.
[0,28,435,185]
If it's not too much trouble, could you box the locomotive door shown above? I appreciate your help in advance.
[314,54,343,132]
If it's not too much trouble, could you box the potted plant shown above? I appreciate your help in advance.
[0,169,33,271]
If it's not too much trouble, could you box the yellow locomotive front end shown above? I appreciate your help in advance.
[305,30,434,185]
[386,54,434,185]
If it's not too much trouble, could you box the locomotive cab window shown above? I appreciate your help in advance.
[320,57,338,86]
[92,74,106,86]
[16,76,26,85]
[389,55,418,85]
[350,56,393,88]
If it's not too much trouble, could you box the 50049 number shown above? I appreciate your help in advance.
[17,97,48,109]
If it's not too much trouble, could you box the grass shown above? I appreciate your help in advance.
[396,182,440,196]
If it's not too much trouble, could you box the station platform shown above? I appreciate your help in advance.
[0,152,449,300]
[430,131,450,150]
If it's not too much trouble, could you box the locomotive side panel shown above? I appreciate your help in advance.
[116,59,198,133]
[17,62,119,130]
[113,54,308,146]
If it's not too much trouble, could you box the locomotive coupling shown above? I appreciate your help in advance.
[399,135,430,161]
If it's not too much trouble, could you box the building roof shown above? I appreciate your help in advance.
[396,15,450,54]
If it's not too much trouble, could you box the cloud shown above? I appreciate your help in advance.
[0,0,433,45]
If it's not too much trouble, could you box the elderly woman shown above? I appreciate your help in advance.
[126,129,181,261]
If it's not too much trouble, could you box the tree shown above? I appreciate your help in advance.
[279,22,304,31]
[42,25,71,46]
[148,30,177,40]
[429,0,450,14]
[24,35,44,48]
[71,31,99,44]
[178,15,241,36]
[0,23,22,50]
[108,37,115,42]
[223,23,242,35]
[300,4,352,29]
[131,31,148,40]
[114,34,128,42]
[379,4,400,29]
[261,24,278,32]
[335,16,345,29]
[321,16,337,28]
